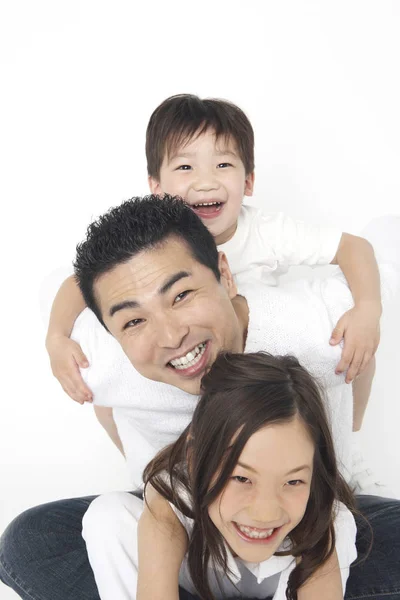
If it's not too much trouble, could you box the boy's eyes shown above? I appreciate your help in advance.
[174,162,232,171]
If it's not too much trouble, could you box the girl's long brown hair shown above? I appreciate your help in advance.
[143,352,357,600]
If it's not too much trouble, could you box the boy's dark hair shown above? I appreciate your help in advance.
[144,352,358,600]
[146,94,255,180]
[74,194,220,327]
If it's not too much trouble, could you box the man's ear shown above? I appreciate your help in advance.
[218,252,237,299]
[244,171,255,197]
[148,176,162,195]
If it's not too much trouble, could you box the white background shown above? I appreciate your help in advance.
[1,2,399,598]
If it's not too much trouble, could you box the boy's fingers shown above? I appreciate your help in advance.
[73,348,89,369]
[335,349,354,374]
[330,324,345,345]
[358,352,372,376]
[63,371,93,403]
[345,352,363,383]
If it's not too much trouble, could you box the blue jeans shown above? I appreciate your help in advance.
[0,494,399,599]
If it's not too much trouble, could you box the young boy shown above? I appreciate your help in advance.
[46,94,382,493]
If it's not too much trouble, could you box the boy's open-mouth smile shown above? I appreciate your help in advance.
[167,341,210,378]
[190,200,224,219]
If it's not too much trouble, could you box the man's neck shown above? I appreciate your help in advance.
[231,294,249,351]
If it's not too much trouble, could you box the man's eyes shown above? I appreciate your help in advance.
[123,318,144,330]
[174,290,191,303]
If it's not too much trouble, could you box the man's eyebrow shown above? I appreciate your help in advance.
[236,462,311,476]
[159,270,191,294]
[108,270,191,318]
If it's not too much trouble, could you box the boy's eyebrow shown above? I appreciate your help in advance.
[169,149,239,161]
[237,461,311,476]
[108,270,191,317]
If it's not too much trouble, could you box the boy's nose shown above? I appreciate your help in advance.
[193,171,219,192]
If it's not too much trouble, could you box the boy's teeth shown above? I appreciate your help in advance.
[194,201,221,207]
[170,343,206,369]
[237,524,275,539]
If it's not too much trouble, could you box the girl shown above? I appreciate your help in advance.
[138,352,358,600]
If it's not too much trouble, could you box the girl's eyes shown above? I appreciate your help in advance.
[286,479,304,487]
[232,475,251,484]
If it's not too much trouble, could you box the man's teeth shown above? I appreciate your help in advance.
[169,343,206,370]
[237,524,275,539]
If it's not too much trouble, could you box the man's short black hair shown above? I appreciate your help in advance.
[74,194,220,327]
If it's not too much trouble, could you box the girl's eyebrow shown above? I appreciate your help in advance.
[237,461,311,476]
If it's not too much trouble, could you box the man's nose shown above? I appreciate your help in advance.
[154,314,189,349]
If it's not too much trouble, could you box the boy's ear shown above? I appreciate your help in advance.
[244,172,255,197]
[148,176,162,195]
[218,252,237,299]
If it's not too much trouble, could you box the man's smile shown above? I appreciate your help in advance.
[167,340,211,378]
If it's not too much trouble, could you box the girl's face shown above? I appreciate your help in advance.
[208,417,314,563]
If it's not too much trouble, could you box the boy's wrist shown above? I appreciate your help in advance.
[45,331,70,349]
[354,299,382,317]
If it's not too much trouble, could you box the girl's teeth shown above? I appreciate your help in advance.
[170,343,206,369]
[237,524,275,539]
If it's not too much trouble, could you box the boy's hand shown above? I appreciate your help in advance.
[330,303,381,383]
[46,335,93,404]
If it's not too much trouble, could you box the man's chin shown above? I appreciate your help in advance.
[163,368,202,395]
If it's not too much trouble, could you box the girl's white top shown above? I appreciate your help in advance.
[170,494,357,599]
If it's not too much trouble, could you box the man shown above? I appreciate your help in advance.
[1,195,399,599]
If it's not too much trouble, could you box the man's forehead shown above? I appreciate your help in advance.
[94,238,201,308]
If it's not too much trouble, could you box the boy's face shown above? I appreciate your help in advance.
[149,129,255,245]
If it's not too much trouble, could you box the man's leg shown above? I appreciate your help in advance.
[345,495,400,599]
[0,496,99,600]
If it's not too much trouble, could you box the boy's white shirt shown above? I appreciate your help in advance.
[218,204,342,286]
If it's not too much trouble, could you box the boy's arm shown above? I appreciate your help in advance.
[93,406,125,456]
[330,233,381,383]
[45,275,93,404]
[137,486,187,600]
[298,549,343,600]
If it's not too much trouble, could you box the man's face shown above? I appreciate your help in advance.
[149,129,255,245]
[94,237,244,395]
